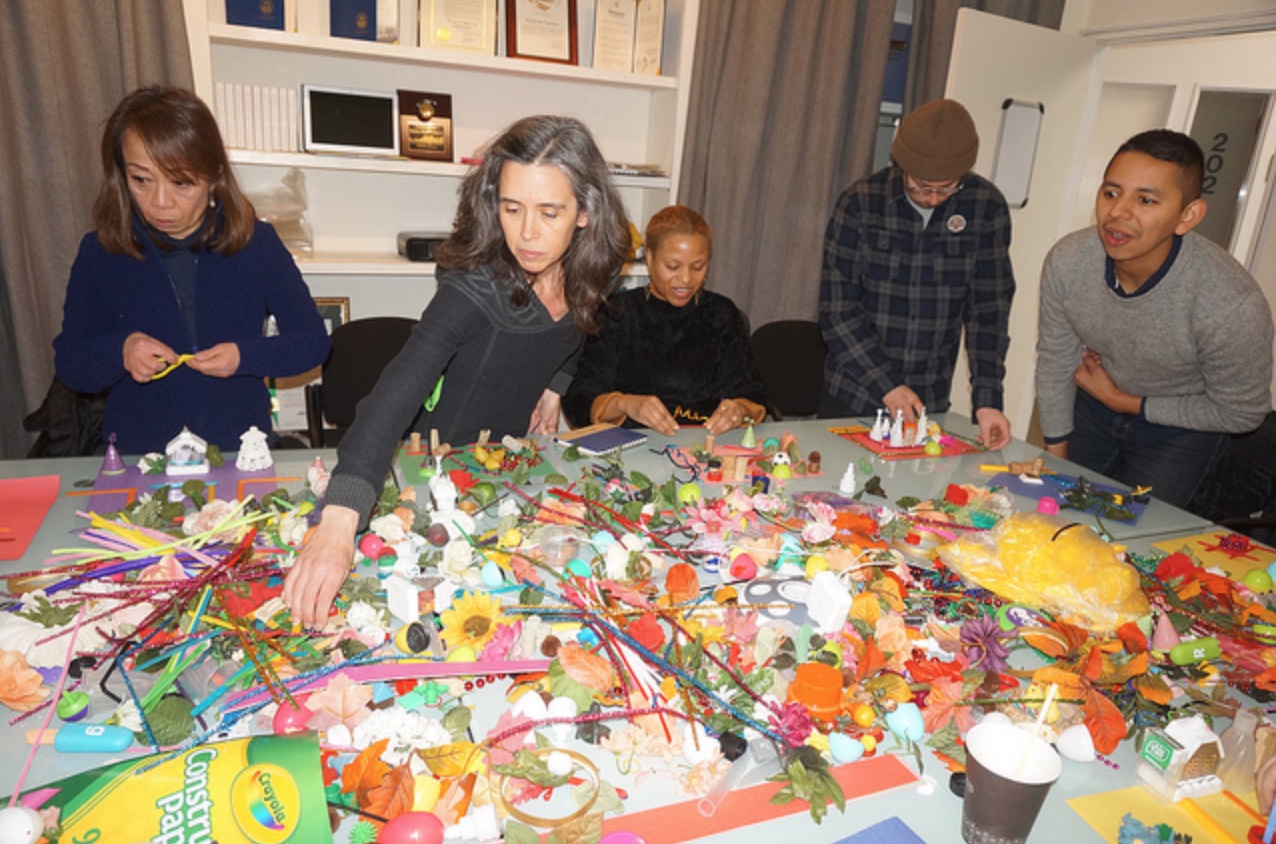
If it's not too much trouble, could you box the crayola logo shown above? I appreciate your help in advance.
[231,764,300,843]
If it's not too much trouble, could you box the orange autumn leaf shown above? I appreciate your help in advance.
[1019,626,1072,659]
[856,639,887,682]
[364,764,416,821]
[342,738,390,804]
[664,563,699,605]
[1030,665,1085,697]
[1049,620,1091,654]
[1082,688,1128,755]
[1079,646,1109,681]
[1103,652,1149,686]
[432,773,476,826]
[1134,672,1173,706]
[1256,666,1276,693]
[849,592,882,627]
[1176,580,1203,602]
[558,641,615,692]
[1116,621,1148,654]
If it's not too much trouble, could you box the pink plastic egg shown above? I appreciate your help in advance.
[377,811,445,844]
[358,533,386,559]
[271,696,312,735]
[729,553,757,580]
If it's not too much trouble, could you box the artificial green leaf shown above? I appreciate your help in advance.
[504,821,541,844]
[207,444,224,468]
[441,703,472,741]
[138,694,195,746]
[17,595,79,628]
[548,658,597,713]
[493,748,570,788]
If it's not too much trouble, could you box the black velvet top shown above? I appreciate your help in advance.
[563,287,767,428]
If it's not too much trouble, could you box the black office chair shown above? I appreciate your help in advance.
[1188,411,1276,544]
[749,320,827,420]
[23,377,109,457]
[305,316,417,447]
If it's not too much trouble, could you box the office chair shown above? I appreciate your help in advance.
[749,320,827,420]
[305,316,417,447]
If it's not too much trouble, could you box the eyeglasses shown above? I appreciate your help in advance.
[904,178,964,199]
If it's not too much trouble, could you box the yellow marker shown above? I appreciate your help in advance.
[980,464,1010,473]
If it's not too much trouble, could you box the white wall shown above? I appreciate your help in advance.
[944,11,1097,438]
[1072,0,1276,40]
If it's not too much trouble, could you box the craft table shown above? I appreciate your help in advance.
[0,418,1240,844]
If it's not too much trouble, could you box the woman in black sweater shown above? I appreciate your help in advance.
[563,205,767,436]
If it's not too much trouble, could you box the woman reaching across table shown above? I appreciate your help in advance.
[284,114,631,628]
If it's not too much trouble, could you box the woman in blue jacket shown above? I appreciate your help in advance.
[53,86,329,454]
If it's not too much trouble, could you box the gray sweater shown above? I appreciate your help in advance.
[1035,229,1273,440]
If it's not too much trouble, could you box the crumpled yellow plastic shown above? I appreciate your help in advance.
[936,512,1148,635]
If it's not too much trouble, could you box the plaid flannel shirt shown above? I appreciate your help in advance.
[819,167,1015,416]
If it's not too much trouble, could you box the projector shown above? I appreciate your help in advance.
[397,231,449,262]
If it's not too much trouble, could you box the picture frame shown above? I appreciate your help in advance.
[506,0,577,65]
[420,0,496,54]
[313,297,350,334]
[302,85,398,157]
[397,90,454,161]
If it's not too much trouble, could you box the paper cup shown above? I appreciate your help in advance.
[962,722,1062,844]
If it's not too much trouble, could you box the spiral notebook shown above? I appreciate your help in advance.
[554,424,648,456]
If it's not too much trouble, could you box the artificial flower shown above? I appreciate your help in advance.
[439,591,505,651]
[369,513,406,544]
[0,649,48,711]
[182,498,240,542]
[959,615,1012,673]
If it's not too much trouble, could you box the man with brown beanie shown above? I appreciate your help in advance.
[818,98,1015,449]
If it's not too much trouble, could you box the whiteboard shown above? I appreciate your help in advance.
[991,99,1044,209]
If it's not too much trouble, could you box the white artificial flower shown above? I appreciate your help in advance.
[345,600,387,635]
[369,514,406,544]
[604,543,630,579]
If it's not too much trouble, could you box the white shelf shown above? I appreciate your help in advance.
[230,149,671,189]
[209,24,679,91]
[294,252,649,278]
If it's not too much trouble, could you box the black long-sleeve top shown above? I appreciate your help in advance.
[562,287,767,428]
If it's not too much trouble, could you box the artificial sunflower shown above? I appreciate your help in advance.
[439,591,505,651]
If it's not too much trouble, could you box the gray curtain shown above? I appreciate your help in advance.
[679,1,896,328]
[904,0,1065,113]
[0,1,193,459]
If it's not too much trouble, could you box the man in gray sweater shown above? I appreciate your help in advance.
[1035,129,1273,508]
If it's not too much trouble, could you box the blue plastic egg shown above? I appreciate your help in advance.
[828,732,865,763]
[885,701,925,742]
[480,560,505,587]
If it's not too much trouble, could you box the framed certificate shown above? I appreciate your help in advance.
[506,0,577,65]
[420,0,496,54]
[592,0,635,73]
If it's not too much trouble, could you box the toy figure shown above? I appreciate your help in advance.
[235,425,273,471]
[838,462,857,494]
[164,427,209,476]
[870,408,887,442]
[914,407,929,446]
[889,409,905,448]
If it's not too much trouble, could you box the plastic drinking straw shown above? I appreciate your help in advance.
[1015,682,1057,778]
[1264,791,1276,844]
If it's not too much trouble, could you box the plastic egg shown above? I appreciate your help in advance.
[828,733,866,764]
[446,645,477,663]
[885,702,925,742]
[565,559,592,579]
[546,750,574,777]
[358,533,386,559]
[978,711,1013,728]
[377,811,445,844]
[677,483,702,505]
[395,622,433,654]
[272,696,312,735]
[1056,723,1096,762]
[1243,568,1274,593]
[728,553,757,580]
[480,560,505,587]
[0,806,44,844]
[923,440,943,456]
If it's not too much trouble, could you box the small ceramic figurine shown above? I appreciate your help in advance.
[838,461,857,494]
[914,407,929,446]
[235,425,273,472]
[164,427,209,476]
[428,470,458,515]
[100,433,126,475]
[889,409,905,448]
[869,408,887,442]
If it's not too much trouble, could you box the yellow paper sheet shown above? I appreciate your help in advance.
[1152,529,1276,581]
[1069,785,1261,843]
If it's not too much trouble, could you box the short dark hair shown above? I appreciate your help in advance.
[1109,129,1205,203]
[94,86,256,258]
[645,205,712,256]
[435,114,631,334]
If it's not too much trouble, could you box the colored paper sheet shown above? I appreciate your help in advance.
[1068,785,1258,844]
[836,816,930,844]
[1152,529,1276,580]
[0,474,59,561]
[599,754,918,843]
[830,425,983,461]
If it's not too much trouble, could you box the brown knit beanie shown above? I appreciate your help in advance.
[891,99,979,182]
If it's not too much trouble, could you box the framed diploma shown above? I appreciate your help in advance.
[592,0,635,73]
[506,0,577,65]
[632,0,664,75]
[420,0,496,54]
